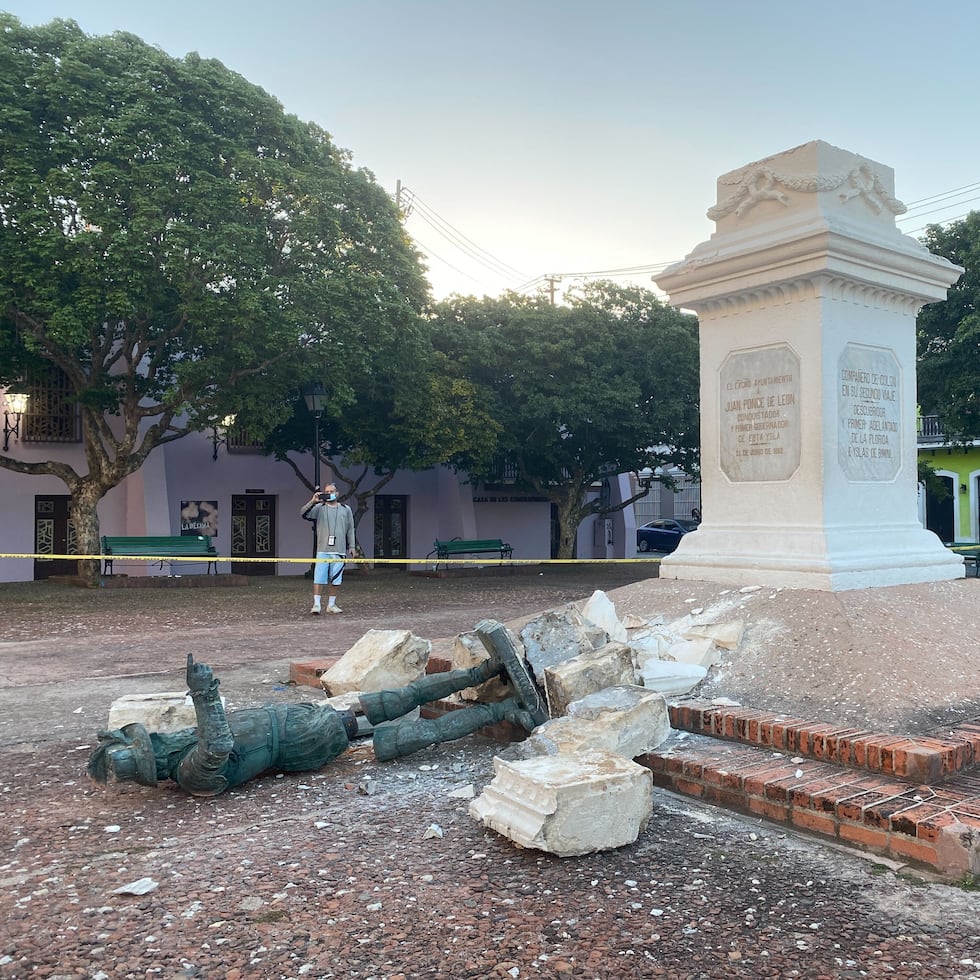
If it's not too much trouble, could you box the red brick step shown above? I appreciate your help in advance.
[667,699,980,784]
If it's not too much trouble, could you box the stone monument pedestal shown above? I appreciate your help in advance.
[655,141,964,590]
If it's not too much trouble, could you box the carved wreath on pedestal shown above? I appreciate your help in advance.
[707,162,907,221]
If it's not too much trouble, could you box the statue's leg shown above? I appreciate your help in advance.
[371,697,539,761]
[473,619,549,726]
[358,658,503,725]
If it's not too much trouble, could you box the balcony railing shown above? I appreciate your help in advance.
[918,415,946,443]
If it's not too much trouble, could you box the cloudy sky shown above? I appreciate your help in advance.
[6,0,980,300]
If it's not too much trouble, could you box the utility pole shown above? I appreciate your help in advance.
[544,276,560,305]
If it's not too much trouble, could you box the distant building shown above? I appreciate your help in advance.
[917,414,980,545]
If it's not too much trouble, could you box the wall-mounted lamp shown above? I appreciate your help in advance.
[211,414,237,461]
[636,467,655,490]
[3,390,29,452]
[961,483,968,494]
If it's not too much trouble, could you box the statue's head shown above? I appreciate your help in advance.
[87,723,158,787]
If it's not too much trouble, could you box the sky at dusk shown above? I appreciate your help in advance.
[5,1,980,301]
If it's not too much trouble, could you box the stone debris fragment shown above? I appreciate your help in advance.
[449,630,511,702]
[516,686,670,761]
[663,637,720,669]
[520,610,606,686]
[579,590,628,643]
[638,659,707,696]
[112,877,159,895]
[542,641,635,716]
[469,751,653,857]
[107,692,219,734]
[321,629,431,696]
[422,823,444,840]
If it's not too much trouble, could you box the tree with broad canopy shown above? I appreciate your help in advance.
[428,283,700,558]
[0,16,428,584]
[917,212,980,443]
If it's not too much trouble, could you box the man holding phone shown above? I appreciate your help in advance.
[301,483,356,615]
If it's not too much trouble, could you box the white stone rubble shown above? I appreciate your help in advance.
[469,751,653,856]
[321,628,430,696]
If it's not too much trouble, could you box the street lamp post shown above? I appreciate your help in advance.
[303,382,326,575]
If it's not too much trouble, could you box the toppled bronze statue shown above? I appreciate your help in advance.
[88,619,547,797]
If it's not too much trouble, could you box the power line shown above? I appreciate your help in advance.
[397,176,980,298]
[399,187,529,283]
[902,180,980,210]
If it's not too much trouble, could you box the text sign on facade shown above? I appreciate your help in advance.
[719,345,801,483]
[837,345,901,482]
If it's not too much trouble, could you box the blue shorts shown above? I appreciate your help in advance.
[314,553,345,587]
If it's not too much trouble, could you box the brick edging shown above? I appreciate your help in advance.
[668,700,980,785]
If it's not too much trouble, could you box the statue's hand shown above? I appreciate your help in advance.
[186,654,217,694]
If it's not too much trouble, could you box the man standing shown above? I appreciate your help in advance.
[301,483,356,615]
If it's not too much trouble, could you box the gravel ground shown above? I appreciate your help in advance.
[1,565,979,979]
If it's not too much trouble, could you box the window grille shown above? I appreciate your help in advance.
[22,365,81,443]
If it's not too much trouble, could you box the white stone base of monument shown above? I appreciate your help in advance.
[661,522,963,591]
[107,692,221,733]
[469,751,653,856]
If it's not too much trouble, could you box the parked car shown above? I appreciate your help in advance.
[636,518,699,553]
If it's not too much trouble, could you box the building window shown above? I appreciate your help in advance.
[23,365,81,443]
[226,426,266,455]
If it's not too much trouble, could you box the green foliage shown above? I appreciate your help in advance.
[917,458,951,503]
[429,282,700,556]
[917,212,980,441]
[0,15,427,576]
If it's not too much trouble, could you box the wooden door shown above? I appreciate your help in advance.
[373,495,407,565]
[34,495,78,579]
[231,494,277,576]
[925,475,955,544]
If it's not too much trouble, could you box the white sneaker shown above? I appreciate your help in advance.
[326,605,343,614]
[310,605,321,615]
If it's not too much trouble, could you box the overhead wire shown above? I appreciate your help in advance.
[398,176,980,296]
[399,187,528,284]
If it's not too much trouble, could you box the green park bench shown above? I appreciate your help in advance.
[427,537,514,568]
[947,542,980,577]
[101,535,218,576]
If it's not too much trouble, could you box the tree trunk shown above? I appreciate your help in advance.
[71,484,107,587]
[554,497,583,560]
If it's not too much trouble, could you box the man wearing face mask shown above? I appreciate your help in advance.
[301,483,356,615]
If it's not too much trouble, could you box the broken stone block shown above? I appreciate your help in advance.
[322,629,430,696]
[579,590,628,643]
[517,685,670,760]
[520,610,607,686]
[449,631,512,702]
[469,750,653,856]
[665,636,721,669]
[629,625,678,662]
[106,692,218,733]
[542,641,635,716]
[638,659,707,696]
[622,612,654,630]
[683,620,746,650]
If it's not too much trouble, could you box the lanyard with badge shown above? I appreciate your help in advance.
[324,505,340,551]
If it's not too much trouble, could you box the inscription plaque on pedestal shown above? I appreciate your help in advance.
[719,345,801,483]
[837,345,901,482]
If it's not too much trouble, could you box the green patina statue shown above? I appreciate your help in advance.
[88,619,547,797]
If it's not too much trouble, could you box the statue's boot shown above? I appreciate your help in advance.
[473,619,549,727]
[371,697,539,762]
[358,657,504,725]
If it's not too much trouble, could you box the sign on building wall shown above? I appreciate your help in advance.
[180,500,219,538]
